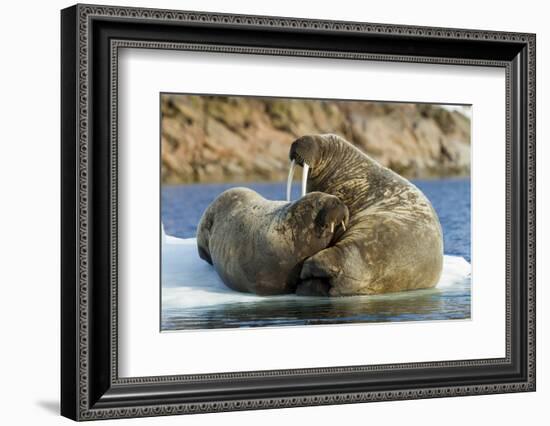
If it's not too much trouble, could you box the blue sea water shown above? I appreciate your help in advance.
[162,178,471,262]
[161,179,471,330]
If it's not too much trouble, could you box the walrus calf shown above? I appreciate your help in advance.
[287,134,444,296]
[197,188,349,296]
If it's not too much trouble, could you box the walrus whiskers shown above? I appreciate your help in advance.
[301,163,309,197]
[286,159,296,202]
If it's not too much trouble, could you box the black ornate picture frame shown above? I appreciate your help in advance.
[61,3,536,421]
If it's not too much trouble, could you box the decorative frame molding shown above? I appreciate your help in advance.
[61,3,536,421]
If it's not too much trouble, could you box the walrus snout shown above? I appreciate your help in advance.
[289,135,323,167]
[315,196,349,237]
[287,136,325,201]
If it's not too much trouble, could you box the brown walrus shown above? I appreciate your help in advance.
[196,187,349,296]
[287,134,443,296]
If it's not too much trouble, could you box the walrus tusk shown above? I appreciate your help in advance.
[341,221,346,231]
[330,222,334,233]
[286,159,296,202]
[301,162,309,197]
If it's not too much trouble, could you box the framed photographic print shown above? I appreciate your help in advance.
[61,3,536,421]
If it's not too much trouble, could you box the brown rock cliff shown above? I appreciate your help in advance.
[161,95,470,184]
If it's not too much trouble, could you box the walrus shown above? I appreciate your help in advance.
[196,187,349,296]
[287,134,444,296]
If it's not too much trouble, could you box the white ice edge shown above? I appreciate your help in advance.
[162,234,471,310]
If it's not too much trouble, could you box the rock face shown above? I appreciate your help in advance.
[161,95,470,184]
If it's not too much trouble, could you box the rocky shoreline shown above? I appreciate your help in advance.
[161,95,471,184]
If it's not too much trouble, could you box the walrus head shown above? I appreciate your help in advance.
[287,135,327,202]
[289,135,325,169]
[312,194,349,238]
[289,192,349,241]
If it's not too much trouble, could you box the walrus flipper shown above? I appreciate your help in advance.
[196,207,214,265]
[300,247,341,280]
[295,279,331,296]
[197,245,212,265]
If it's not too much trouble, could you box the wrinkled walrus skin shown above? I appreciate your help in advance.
[289,134,444,296]
[196,188,349,296]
